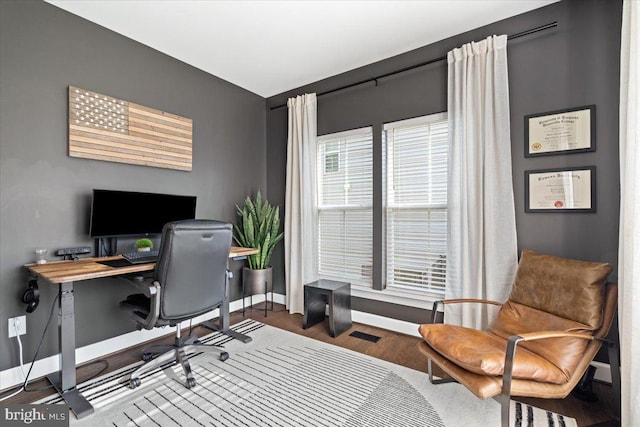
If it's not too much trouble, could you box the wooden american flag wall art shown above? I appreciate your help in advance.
[68,86,193,171]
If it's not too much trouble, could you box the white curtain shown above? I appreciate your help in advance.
[285,93,318,314]
[445,35,518,329]
[619,1,639,425]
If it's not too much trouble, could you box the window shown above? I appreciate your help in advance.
[314,114,448,302]
[316,128,373,285]
[384,113,448,296]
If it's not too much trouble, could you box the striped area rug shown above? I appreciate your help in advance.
[39,320,576,427]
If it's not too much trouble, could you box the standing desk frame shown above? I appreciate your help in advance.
[25,246,258,419]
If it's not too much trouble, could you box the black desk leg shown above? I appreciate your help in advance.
[47,281,94,419]
[201,297,252,343]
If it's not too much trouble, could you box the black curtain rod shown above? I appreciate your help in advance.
[270,21,557,110]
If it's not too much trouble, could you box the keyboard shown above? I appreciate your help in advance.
[122,250,159,264]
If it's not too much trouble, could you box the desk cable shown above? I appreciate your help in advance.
[0,294,57,401]
[1,293,110,401]
[22,293,109,393]
[0,293,59,401]
[0,321,29,401]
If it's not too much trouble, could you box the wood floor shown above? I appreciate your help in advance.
[1,303,618,426]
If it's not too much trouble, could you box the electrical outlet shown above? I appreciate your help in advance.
[8,316,26,338]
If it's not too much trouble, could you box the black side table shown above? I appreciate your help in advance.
[303,280,352,337]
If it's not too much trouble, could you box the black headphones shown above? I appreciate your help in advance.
[22,280,40,313]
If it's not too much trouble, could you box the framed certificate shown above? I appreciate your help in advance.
[524,105,595,157]
[525,166,596,213]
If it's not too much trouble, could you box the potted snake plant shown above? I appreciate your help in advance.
[233,190,283,310]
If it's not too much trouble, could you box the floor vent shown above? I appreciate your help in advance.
[349,331,381,343]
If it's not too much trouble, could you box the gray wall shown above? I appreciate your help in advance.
[0,0,622,373]
[0,1,266,371]
[266,0,622,336]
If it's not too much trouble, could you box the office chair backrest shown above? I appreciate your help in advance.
[153,219,232,321]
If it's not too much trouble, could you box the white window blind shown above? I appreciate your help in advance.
[384,114,448,295]
[317,128,373,285]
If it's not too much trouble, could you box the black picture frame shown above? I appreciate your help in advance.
[524,166,596,213]
[524,105,596,157]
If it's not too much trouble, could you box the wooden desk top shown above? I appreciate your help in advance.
[228,246,260,258]
[25,246,259,284]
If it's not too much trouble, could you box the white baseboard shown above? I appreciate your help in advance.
[351,310,422,338]
[1,292,612,391]
[271,292,421,337]
[1,297,253,392]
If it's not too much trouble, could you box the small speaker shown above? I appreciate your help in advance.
[22,280,40,313]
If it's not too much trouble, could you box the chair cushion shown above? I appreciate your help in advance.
[489,301,594,380]
[418,324,569,384]
[509,250,612,329]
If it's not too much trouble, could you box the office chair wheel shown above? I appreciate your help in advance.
[186,377,197,389]
[141,352,154,362]
[219,352,229,362]
[129,378,141,389]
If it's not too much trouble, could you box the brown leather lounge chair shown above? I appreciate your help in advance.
[418,250,620,427]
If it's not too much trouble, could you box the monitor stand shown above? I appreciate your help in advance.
[96,237,118,257]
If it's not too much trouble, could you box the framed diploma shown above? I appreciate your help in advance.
[524,105,595,157]
[525,166,596,213]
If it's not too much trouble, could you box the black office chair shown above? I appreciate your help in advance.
[120,219,232,389]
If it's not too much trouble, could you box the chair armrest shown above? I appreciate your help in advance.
[513,331,596,342]
[430,299,503,323]
[141,281,161,330]
[502,331,596,398]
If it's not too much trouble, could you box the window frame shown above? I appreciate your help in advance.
[383,112,448,299]
[316,127,374,287]
[313,113,449,307]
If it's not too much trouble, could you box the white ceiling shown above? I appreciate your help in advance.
[46,0,558,98]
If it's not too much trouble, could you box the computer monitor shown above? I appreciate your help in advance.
[89,189,197,238]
